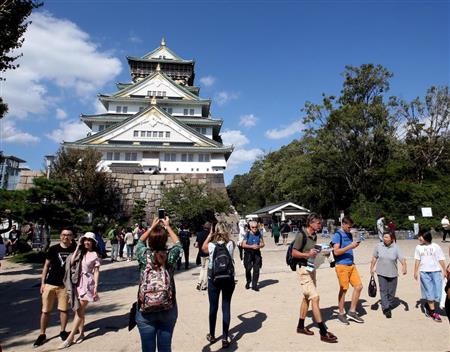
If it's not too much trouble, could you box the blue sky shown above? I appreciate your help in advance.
[1,0,448,184]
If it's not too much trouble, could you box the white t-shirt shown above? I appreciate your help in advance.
[441,217,450,229]
[208,241,234,269]
[414,243,445,272]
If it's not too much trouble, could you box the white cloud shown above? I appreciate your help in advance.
[0,119,40,144]
[215,91,239,106]
[128,32,142,44]
[239,114,258,127]
[45,119,90,143]
[200,75,216,87]
[221,129,264,168]
[265,119,305,139]
[221,130,249,148]
[2,12,122,119]
[56,108,68,120]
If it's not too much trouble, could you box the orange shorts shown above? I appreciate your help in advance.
[335,264,362,290]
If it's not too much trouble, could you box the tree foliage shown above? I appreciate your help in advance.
[0,0,42,118]
[49,147,122,220]
[227,64,450,230]
[161,179,232,231]
[131,199,147,225]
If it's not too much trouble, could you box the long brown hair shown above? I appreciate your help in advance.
[211,222,232,244]
[148,226,168,268]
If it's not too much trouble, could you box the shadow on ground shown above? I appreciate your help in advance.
[201,310,267,352]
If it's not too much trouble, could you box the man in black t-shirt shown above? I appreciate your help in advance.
[177,225,191,270]
[33,228,76,348]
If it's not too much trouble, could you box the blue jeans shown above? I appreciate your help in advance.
[420,271,442,302]
[208,278,235,339]
[136,305,178,352]
[127,244,134,258]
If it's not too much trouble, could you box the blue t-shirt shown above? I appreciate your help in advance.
[245,231,262,245]
[332,229,354,265]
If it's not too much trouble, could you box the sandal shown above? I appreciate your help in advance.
[75,334,85,344]
[206,333,216,343]
[222,338,230,348]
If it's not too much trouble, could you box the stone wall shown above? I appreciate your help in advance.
[111,172,227,216]
[16,170,44,190]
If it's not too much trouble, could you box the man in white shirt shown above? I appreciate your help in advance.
[441,216,449,242]
[376,216,385,242]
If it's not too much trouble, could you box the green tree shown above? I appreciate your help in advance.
[50,147,121,219]
[161,179,232,230]
[0,0,42,117]
[131,199,147,225]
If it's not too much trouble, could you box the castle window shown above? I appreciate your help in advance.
[181,154,187,162]
[167,107,173,114]
[123,106,128,113]
[158,132,164,138]
[133,131,139,137]
[153,131,158,137]
[147,91,152,97]
[113,152,120,160]
[106,152,113,160]
[183,109,188,115]
[164,153,176,162]
[162,91,167,97]
[98,125,105,132]
[189,109,194,115]
[147,131,152,137]
[125,152,137,161]
[201,127,207,134]
[165,132,170,138]
[199,154,210,162]
[188,154,194,162]
[141,131,146,137]
[116,106,122,113]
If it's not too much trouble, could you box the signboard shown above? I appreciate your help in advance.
[408,215,415,221]
[421,207,433,217]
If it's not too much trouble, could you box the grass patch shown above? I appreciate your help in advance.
[8,251,46,264]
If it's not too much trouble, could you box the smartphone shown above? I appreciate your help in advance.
[158,208,165,219]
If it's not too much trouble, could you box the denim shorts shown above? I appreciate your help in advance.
[420,271,442,302]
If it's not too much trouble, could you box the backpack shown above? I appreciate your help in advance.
[138,251,174,313]
[286,232,307,271]
[211,243,234,284]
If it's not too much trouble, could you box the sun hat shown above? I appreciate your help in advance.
[80,232,98,243]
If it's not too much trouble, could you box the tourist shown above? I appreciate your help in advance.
[387,220,396,237]
[332,216,364,324]
[413,231,446,322]
[441,215,449,242]
[176,224,191,270]
[5,224,19,256]
[118,227,125,260]
[94,224,107,259]
[444,264,450,323]
[242,220,265,291]
[237,223,247,262]
[195,222,211,291]
[135,217,182,352]
[271,222,281,245]
[125,227,135,261]
[376,215,385,242]
[202,222,235,348]
[109,225,119,262]
[33,228,76,348]
[280,221,290,245]
[370,232,407,318]
[60,232,101,348]
[291,213,337,343]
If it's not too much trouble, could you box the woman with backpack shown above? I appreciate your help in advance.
[202,222,235,349]
[135,217,182,352]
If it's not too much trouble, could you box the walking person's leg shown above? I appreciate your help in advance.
[183,244,189,269]
[348,266,364,322]
[136,310,157,352]
[207,280,220,340]
[387,277,398,310]
[198,257,209,290]
[156,305,178,352]
[221,282,235,342]
[378,275,390,316]
[252,255,261,290]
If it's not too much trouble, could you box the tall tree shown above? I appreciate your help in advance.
[49,147,122,219]
[0,0,42,118]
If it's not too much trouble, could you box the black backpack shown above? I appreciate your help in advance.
[286,232,307,271]
[211,243,234,284]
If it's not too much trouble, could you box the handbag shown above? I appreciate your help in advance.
[368,275,377,297]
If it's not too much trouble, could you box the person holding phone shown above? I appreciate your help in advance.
[332,216,364,325]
